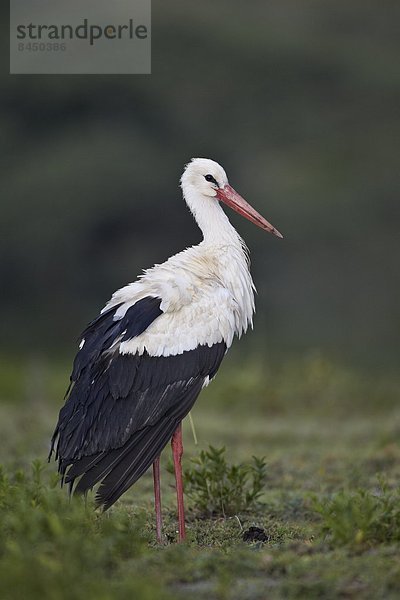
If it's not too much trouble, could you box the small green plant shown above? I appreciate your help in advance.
[312,480,400,548]
[183,446,267,517]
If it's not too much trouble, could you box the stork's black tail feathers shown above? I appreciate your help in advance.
[69,416,180,509]
[51,379,204,510]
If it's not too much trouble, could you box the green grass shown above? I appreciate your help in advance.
[1,354,400,599]
[312,482,400,548]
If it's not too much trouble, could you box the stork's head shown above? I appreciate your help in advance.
[181,158,228,198]
[181,158,283,238]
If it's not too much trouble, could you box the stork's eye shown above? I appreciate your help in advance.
[204,174,218,186]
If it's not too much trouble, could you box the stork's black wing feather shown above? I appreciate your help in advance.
[50,295,226,509]
[71,296,163,380]
[75,378,204,509]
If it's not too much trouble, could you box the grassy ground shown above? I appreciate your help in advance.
[1,353,400,599]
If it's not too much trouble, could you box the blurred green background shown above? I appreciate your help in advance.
[1,0,399,369]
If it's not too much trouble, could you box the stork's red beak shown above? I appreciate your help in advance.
[216,184,283,239]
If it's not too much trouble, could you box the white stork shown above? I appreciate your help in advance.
[50,158,282,542]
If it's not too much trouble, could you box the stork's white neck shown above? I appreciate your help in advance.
[182,186,256,342]
[184,187,242,246]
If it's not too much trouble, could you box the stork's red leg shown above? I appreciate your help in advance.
[152,456,163,543]
[171,422,186,542]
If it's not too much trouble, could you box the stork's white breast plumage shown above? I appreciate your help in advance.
[105,239,255,357]
[50,157,282,515]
